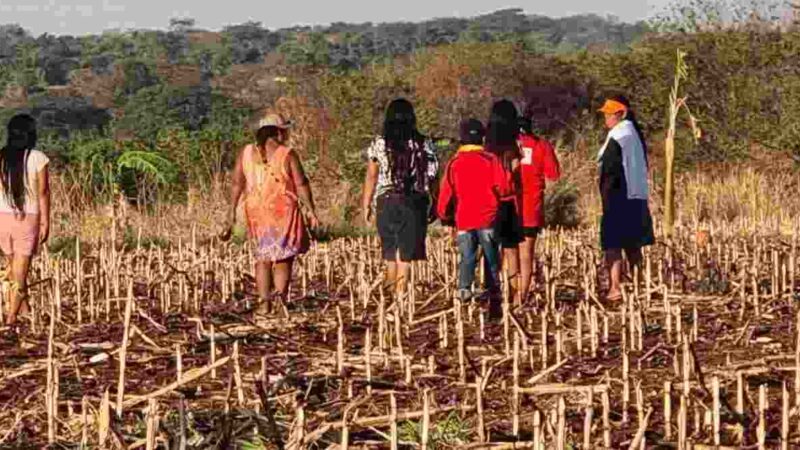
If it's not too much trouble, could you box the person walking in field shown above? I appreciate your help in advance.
[1,114,50,327]
[362,98,439,297]
[485,100,524,304]
[221,112,320,311]
[437,119,509,319]
[597,95,654,301]
[517,114,561,302]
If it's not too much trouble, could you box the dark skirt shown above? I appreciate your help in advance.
[495,200,523,248]
[600,195,655,250]
[376,192,429,261]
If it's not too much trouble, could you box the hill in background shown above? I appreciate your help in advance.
[0,8,646,135]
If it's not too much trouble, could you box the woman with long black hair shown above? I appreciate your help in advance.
[1,114,50,326]
[362,99,439,297]
[597,95,654,301]
[485,99,523,304]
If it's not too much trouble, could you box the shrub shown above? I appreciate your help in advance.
[545,179,581,229]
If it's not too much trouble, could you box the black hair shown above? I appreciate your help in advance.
[256,126,282,147]
[487,100,519,147]
[486,99,520,170]
[610,94,649,165]
[1,114,37,214]
[382,98,427,194]
[518,115,534,136]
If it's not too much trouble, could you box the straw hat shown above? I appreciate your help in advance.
[255,112,293,130]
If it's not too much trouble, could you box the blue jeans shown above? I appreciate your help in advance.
[456,228,501,296]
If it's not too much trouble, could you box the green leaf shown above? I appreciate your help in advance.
[116,150,179,185]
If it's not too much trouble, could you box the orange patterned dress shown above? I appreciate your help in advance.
[242,144,310,262]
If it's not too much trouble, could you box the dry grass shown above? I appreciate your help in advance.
[3,204,800,447]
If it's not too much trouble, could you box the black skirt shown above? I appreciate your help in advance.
[376,192,429,261]
[600,194,655,250]
[495,200,523,248]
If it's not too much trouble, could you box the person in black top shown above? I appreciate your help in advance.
[597,95,655,301]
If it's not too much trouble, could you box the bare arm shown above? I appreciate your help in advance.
[230,148,245,220]
[362,161,379,223]
[288,150,319,226]
[221,148,245,240]
[37,164,51,245]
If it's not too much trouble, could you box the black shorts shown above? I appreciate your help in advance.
[522,227,541,238]
[376,193,429,262]
[495,201,523,248]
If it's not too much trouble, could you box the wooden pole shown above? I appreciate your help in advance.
[233,341,245,406]
[116,280,134,418]
[758,384,767,450]
[146,398,159,450]
[476,375,485,443]
[713,376,720,446]
[513,333,520,437]
[556,396,566,449]
[584,389,594,449]
[390,393,398,450]
[783,380,789,450]
[46,300,57,444]
[210,324,217,380]
[421,388,430,450]
[602,389,611,448]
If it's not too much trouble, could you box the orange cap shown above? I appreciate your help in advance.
[598,99,628,115]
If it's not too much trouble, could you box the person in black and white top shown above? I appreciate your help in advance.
[597,95,654,302]
[361,98,439,297]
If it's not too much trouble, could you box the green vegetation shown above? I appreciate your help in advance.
[0,4,798,232]
[399,411,472,448]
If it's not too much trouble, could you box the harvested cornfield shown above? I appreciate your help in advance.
[2,221,800,449]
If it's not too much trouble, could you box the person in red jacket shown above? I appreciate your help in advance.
[437,119,509,318]
[485,100,524,305]
[517,115,561,302]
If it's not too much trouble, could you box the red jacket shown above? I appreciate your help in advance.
[518,134,561,228]
[437,145,510,231]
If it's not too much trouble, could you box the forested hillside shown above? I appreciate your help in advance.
[0,5,798,228]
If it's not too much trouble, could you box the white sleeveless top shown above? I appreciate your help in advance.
[0,149,50,214]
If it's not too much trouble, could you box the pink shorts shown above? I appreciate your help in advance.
[0,213,40,257]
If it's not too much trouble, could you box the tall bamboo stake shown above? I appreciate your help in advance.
[584,389,594,449]
[390,393,398,450]
[146,398,159,450]
[782,380,789,450]
[758,384,767,450]
[116,279,134,418]
[664,381,672,441]
[421,388,430,450]
[46,303,57,445]
[476,375,485,443]
[713,376,720,446]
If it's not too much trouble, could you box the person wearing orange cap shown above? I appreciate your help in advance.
[597,95,654,302]
[221,112,320,312]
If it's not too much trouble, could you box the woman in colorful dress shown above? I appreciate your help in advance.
[222,113,320,310]
[362,98,438,297]
[485,99,523,304]
[597,95,654,301]
[1,114,50,326]
[517,114,561,302]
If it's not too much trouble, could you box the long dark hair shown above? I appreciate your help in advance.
[610,94,649,165]
[486,99,520,170]
[382,98,427,194]
[1,114,37,213]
